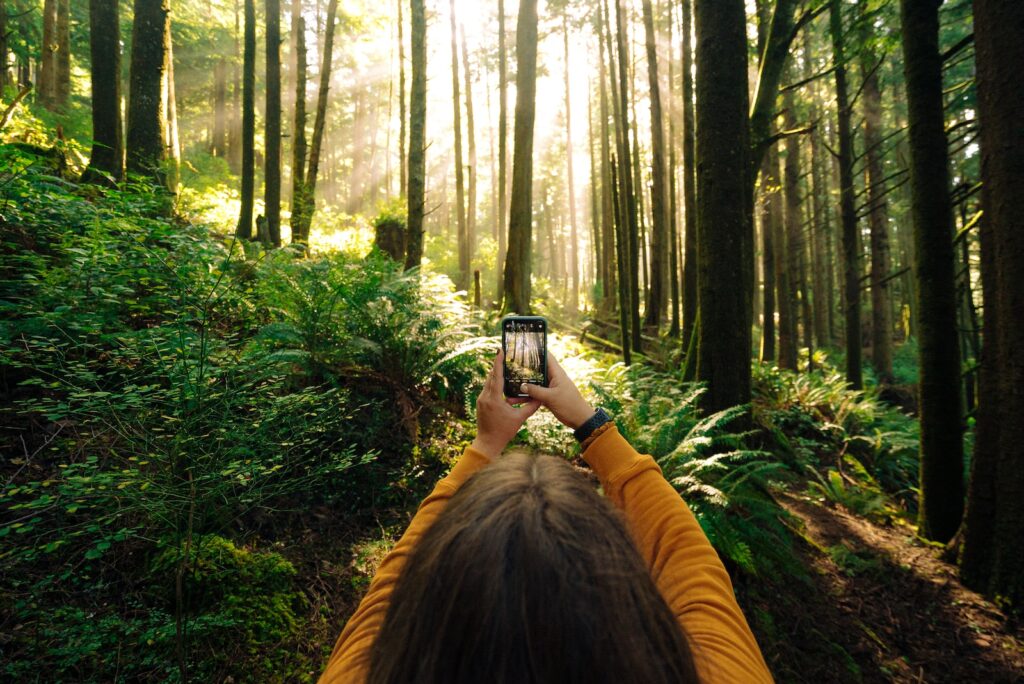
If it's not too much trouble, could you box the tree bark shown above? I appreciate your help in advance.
[291,0,307,243]
[495,0,509,302]
[39,0,56,108]
[680,0,698,346]
[667,2,681,338]
[748,0,800,175]
[0,0,8,94]
[501,0,538,314]
[448,0,468,290]
[694,0,751,413]
[598,19,616,316]
[397,0,406,196]
[54,0,69,110]
[126,0,169,179]
[461,25,478,284]
[293,0,338,243]
[264,0,282,246]
[563,15,579,313]
[641,0,667,331]
[829,0,862,389]
[861,54,893,382]
[212,59,228,157]
[899,0,964,543]
[614,0,641,353]
[960,0,1023,603]
[84,0,123,182]
[779,87,800,371]
[759,154,777,362]
[163,18,180,190]
[236,0,255,238]
[405,0,427,269]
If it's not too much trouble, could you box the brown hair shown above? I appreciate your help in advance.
[368,452,700,684]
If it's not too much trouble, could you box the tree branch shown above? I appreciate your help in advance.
[942,33,974,63]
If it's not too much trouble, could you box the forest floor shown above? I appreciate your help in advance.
[745,490,1024,682]
[303,467,1024,683]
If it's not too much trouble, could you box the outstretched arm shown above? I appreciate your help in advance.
[522,355,773,684]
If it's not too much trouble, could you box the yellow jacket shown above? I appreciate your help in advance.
[319,426,774,683]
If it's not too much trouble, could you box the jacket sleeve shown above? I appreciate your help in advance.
[583,426,774,684]
[317,447,491,684]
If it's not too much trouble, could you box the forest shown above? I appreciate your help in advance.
[0,0,1022,681]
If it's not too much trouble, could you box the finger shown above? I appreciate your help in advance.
[521,382,554,402]
[547,353,567,382]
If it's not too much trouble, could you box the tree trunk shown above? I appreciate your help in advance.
[562,15,579,313]
[641,0,667,331]
[899,0,964,543]
[126,0,169,179]
[229,0,242,172]
[680,0,698,345]
[829,0,862,389]
[397,0,406,196]
[461,25,478,280]
[779,88,800,370]
[0,0,8,94]
[405,0,427,269]
[961,0,1024,608]
[759,155,776,362]
[806,33,829,350]
[694,0,751,413]
[748,0,799,175]
[39,0,56,109]
[235,0,255,238]
[861,45,894,382]
[291,0,307,243]
[54,0,69,110]
[495,0,509,302]
[667,2,681,338]
[265,0,282,247]
[501,0,538,314]
[598,21,617,315]
[294,0,338,244]
[448,0,468,290]
[614,0,641,353]
[84,0,123,182]
[163,18,180,190]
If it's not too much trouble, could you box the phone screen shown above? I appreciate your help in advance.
[503,317,547,396]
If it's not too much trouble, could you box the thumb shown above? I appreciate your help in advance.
[521,383,554,402]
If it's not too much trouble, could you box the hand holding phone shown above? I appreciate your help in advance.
[501,316,548,397]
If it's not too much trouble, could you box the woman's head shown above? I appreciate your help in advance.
[369,453,699,684]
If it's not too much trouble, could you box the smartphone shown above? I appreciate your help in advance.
[502,316,548,398]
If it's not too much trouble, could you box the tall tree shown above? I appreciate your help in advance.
[164,19,180,189]
[397,0,406,195]
[694,0,751,413]
[597,13,617,317]
[265,0,282,247]
[405,0,427,269]
[501,0,539,313]
[54,0,69,109]
[126,0,169,178]
[680,0,697,346]
[641,0,668,331]
[84,0,123,182]
[292,0,338,242]
[779,86,800,371]
[212,59,228,157]
[448,0,468,290]
[613,0,641,352]
[38,0,56,108]
[235,0,255,238]
[290,0,307,243]
[961,0,1024,608]
[495,0,509,302]
[562,13,579,313]
[829,0,862,389]
[461,25,478,281]
[759,153,778,362]
[899,0,964,543]
[861,19,893,382]
[0,0,8,94]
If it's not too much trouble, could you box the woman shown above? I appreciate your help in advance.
[320,352,773,683]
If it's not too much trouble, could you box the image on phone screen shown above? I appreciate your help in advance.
[503,318,546,395]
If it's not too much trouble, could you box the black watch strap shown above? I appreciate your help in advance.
[573,408,612,443]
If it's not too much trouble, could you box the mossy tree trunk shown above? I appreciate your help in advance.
[235,0,255,238]
[265,0,282,247]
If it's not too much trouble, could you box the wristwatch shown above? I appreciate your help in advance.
[573,408,612,443]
